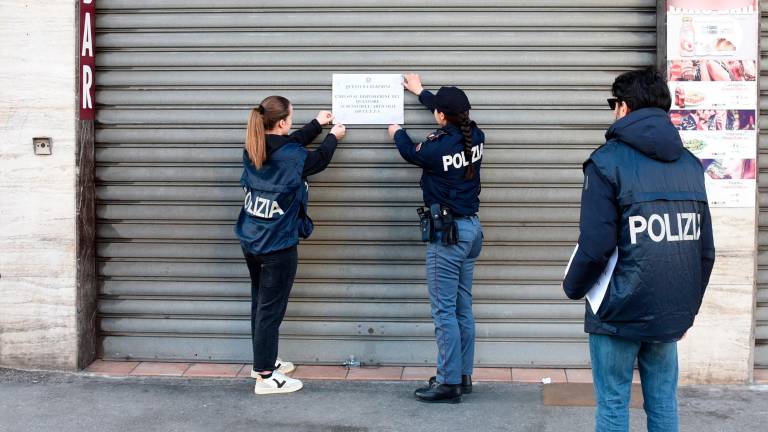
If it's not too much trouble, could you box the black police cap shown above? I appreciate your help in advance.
[434,86,472,115]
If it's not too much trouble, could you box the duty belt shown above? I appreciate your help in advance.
[417,204,459,245]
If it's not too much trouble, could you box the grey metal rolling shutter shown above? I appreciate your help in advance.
[95,0,657,365]
[757,4,768,369]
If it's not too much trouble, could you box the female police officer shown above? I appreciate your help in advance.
[235,96,346,395]
[388,74,484,404]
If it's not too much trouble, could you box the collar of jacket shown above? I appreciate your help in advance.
[265,134,292,156]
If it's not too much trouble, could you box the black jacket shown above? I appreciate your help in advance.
[563,108,716,342]
[266,119,337,177]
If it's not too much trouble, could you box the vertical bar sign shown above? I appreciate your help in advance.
[79,0,95,120]
[666,0,759,207]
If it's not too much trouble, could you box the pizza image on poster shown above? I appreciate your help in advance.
[679,130,756,159]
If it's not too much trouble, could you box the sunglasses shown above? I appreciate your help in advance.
[607,98,621,110]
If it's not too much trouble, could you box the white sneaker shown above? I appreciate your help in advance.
[250,358,295,378]
[254,371,303,395]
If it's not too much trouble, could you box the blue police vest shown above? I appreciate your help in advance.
[586,140,709,342]
[234,143,313,255]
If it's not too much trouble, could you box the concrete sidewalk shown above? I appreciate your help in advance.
[82,359,633,384]
[1,368,766,432]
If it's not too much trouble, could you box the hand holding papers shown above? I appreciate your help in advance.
[403,73,424,96]
[564,245,619,315]
[330,124,346,140]
[388,124,402,139]
[315,111,334,126]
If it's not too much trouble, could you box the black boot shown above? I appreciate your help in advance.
[414,383,462,404]
[461,375,472,394]
[428,375,472,394]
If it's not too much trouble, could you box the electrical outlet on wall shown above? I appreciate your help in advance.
[33,137,52,155]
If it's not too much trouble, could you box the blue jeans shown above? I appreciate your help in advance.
[427,215,483,385]
[590,334,679,432]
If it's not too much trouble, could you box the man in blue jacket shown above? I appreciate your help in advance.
[563,68,715,432]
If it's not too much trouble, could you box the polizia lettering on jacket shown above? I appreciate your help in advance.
[441,143,484,172]
[243,187,285,219]
[628,212,701,244]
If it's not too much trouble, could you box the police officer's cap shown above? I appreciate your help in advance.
[434,86,472,115]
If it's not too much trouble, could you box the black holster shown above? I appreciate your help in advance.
[417,204,459,245]
[417,207,434,242]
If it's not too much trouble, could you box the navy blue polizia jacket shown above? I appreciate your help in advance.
[234,142,310,255]
[393,90,485,216]
[234,120,337,255]
[563,108,716,342]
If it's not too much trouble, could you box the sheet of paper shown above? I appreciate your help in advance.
[564,244,618,315]
[585,247,618,315]
[564,244,579,276]
[332,74,404,125]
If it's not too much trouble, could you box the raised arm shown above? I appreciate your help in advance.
[290,111,335,146]
[303,124,346,177]
[403,73,436,112]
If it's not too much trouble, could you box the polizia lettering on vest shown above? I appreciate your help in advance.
[243,187,285,219]
[628,212,701,245]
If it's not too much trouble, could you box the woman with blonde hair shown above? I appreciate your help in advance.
[235,96,345,394]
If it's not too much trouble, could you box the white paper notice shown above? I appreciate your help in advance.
[332,74,404,125]
[564,245,618,315]
[564,244,579,276]
[586,248,618,315]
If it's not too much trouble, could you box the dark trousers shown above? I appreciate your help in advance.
[242,245,298,372]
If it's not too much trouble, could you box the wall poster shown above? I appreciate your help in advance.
[666,0,758,207]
